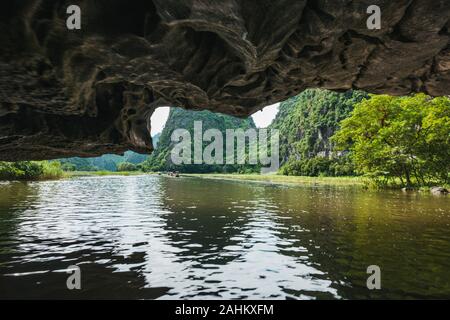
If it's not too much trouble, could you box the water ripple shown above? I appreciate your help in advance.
[0,176,449,299]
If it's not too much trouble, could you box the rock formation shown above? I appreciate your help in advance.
[431,187,449,195]
[0,0,449,161]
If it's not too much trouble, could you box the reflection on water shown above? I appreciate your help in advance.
[0,176,449,299]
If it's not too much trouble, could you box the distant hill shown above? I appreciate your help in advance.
[58,135,161,172]
[142,107,258,173]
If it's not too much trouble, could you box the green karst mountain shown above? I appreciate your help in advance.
[7,89,447,187]
[270,89,369,177]
[142,108,258,173]
[56,90,370,175]
[152,133,161,149]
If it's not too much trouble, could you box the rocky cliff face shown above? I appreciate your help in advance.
[271,89,368,164]
[1,1,449,161]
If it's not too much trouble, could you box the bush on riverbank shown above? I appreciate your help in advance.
[280,155,356,177]
[0,161,64,181]
[117,162,139,172]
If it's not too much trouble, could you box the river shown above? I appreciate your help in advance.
[0,175,449,299]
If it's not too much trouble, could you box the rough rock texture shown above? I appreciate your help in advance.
[1,0,449,161]
[430,187,449,195]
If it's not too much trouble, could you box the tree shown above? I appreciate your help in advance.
[0,161,64,180]
[117,162,138,172]
[61,163,77,172]
[333,94,450,186]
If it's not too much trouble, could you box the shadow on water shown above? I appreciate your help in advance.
[0,178,171,299]
[0,176,449,299]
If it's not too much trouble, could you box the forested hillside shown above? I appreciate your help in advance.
[272,89,449,186]
[270,89,368,176]
[142,108,258,173]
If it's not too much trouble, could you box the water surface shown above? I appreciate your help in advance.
[0,176,449,299]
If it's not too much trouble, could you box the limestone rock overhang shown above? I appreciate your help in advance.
[0,0,449,161]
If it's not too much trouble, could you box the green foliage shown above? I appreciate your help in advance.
[123,151,148,165]
[280,155,356,177]
[59,157,99,172]
[0,161,43,180]
[152,133,161,148]
[59,151,149,172]
[142,107,259,173]
[61,162,77,172]
[0,161,64,180]
[91,155,121,171]
[117,162,139,172]
[271,89,368,160]
[333,94,450,186]
[271,89,367,177]
[40,161,65,180]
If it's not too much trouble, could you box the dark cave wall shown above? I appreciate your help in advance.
[0,0,449,161]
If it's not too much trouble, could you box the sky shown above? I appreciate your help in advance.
[150,107,170,135]
[251,103,279,128]
[150,104,279,136]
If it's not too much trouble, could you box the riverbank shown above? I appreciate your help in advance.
[0,168,150,181]
[183,173,366,187]
[2,169,447,194]
[0,161,65,181]
[182,174,450,194]
[66,171,147,178]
